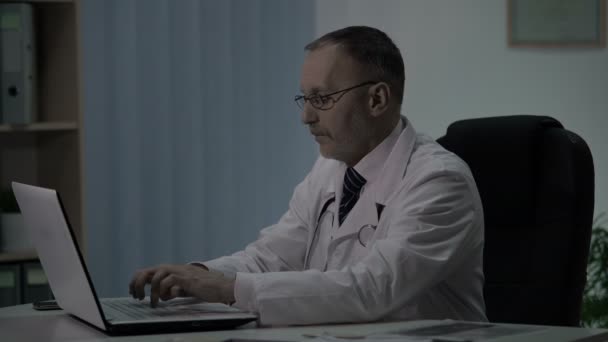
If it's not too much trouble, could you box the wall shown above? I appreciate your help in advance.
[315,0,608,217]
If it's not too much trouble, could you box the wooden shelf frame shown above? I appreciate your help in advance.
[0,0,84,261]
[0,250,37,263]
[0,122,78,132]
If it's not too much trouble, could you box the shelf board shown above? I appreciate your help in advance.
[0,122,78,133]
[0,250,38,263]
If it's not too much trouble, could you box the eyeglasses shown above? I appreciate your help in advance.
[294,81,377,111]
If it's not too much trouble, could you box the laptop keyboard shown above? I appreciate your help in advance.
[102,299,171,320]
[100,297,247,322]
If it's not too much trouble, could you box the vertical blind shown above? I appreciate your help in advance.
[81,0,315,296]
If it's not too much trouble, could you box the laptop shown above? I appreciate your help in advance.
[12,182,258,335]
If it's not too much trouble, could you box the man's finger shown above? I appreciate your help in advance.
[170,285,184,298]
[150,268,170,307]
[131,269,155,300]
[171,274,199,300]
[129,269,147,298]
[159,276,180,301]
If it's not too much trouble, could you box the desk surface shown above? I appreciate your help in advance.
[1,304,607,342]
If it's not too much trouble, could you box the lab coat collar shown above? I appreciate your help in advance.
[333,116,417,241]
[373,116,417,205]
[353,118,403,187]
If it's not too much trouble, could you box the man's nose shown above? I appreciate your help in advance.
[300,103,318,125]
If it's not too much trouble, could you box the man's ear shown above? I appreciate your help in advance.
[368,82,390,117]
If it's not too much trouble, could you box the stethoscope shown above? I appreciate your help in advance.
[304,195,386,269]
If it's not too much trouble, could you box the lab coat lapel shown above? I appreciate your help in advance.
[332,163,347,213]
[332,117,417,242]
[304,162,341,270]
[333,189,378,241]
[373,117,417,206]
[329,117,417,241]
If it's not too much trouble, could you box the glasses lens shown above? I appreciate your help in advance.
[294,94,335,110]
[310,96,325,109]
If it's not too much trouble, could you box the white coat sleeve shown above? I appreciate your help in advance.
[233,168,484,326]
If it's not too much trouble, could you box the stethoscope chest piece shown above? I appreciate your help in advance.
[357,224,377,247]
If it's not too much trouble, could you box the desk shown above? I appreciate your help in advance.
[1,304,607,342]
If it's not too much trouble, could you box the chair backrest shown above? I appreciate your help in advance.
[436,115,594,326]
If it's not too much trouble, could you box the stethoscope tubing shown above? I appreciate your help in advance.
[304,196,380,269]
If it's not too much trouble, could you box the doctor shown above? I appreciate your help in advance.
[129,26,487,326]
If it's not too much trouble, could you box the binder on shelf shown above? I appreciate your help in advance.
[0,263,20,307]
[0,3,36,125]
[22,261,52,304]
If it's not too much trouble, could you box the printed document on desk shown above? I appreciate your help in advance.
[300,321,545,342]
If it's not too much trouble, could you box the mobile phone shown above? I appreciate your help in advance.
[32,299,61,311]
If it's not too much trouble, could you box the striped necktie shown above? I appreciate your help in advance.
[339,167,366,226]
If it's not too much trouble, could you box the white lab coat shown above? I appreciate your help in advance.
[202,117,486,326]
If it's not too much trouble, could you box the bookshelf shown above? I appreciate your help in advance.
[0,0,83,306]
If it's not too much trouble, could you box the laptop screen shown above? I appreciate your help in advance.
[13,182,107,330]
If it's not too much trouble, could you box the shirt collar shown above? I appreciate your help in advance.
[353,118,404,186]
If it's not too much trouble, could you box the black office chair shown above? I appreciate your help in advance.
[437,115,594,326]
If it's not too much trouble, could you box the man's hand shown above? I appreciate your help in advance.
[128,264,235,307]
